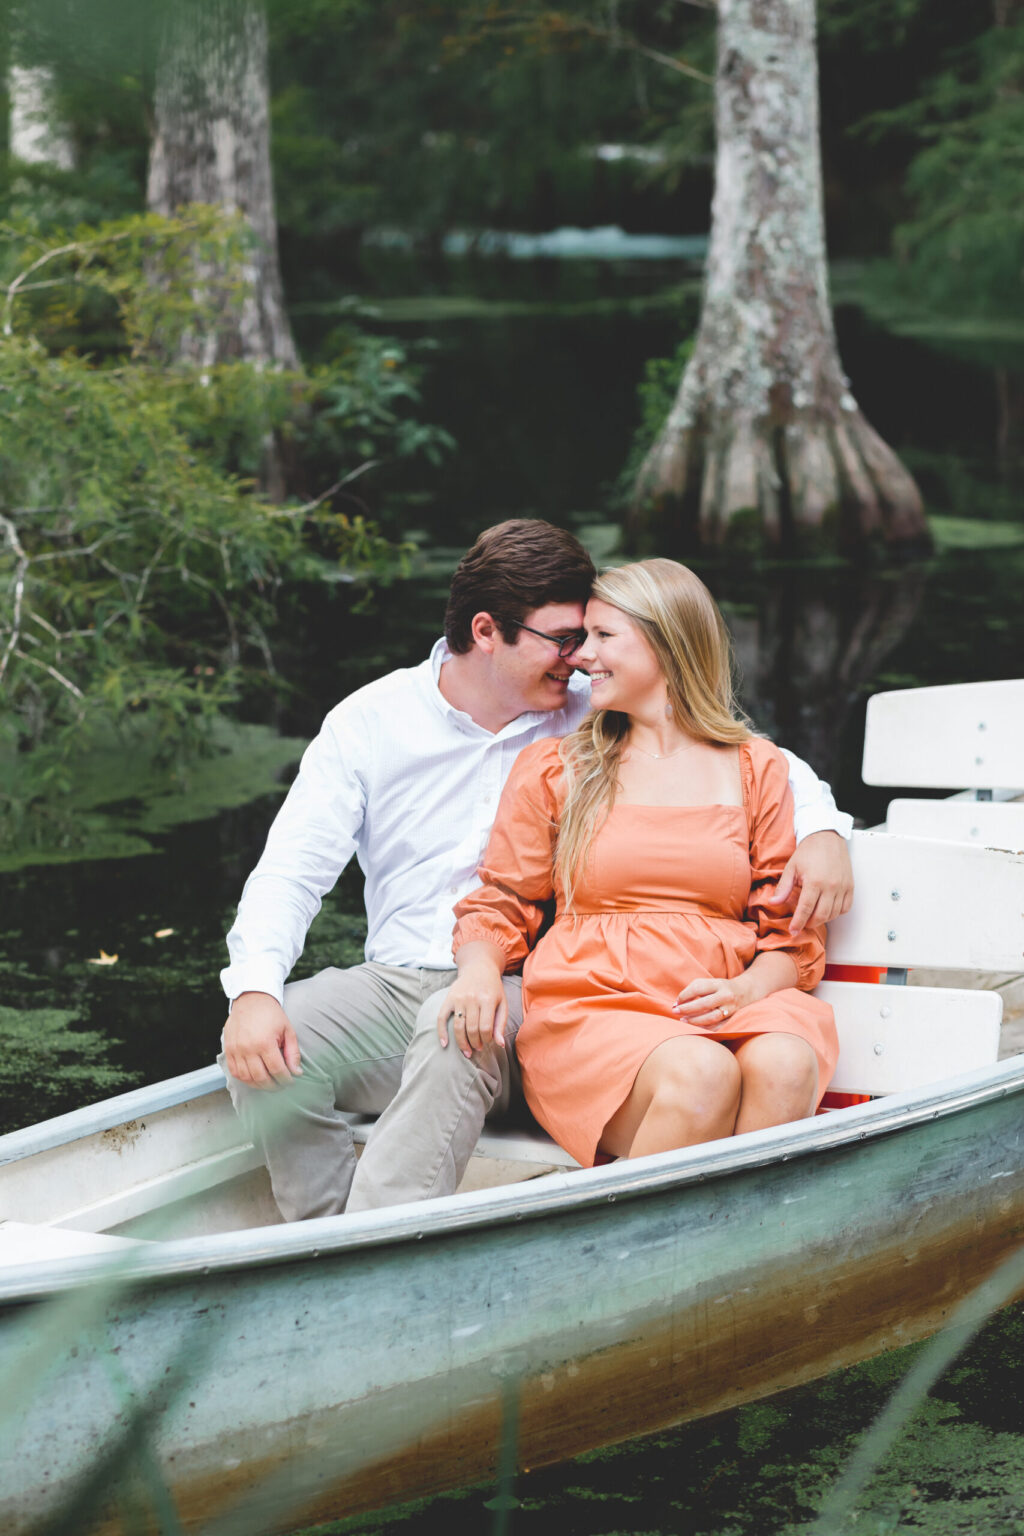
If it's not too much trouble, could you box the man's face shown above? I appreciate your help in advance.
[491,601,587,715]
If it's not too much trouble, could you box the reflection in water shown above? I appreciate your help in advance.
[725,564,928,794]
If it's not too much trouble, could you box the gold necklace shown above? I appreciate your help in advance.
[628,738,701,761]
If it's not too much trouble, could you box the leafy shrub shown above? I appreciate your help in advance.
[0,211,449,799]
[0,207,451,841]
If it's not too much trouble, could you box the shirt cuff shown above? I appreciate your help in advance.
[793,806,854,843]
[220,958,288,1007]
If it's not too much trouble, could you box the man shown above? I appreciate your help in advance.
[221,520,853,1220]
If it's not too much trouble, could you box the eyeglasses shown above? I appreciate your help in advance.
[509,621,587,659]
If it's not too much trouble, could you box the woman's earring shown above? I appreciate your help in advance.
[665,702,673,719]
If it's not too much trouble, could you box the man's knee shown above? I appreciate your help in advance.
[282,967,348,1044]
[412,986,449,1041]
[408,988,507,1107]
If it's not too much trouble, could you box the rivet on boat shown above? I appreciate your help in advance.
[608,1194,616,1202]
[874,1044,884,1056]
[887,930,897,941]
[890,890,900,901]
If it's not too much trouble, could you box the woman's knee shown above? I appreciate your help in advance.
[737,1033,818,1103]
[645,1039,741,1120]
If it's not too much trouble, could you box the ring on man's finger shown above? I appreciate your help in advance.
[453,1009,465,1018]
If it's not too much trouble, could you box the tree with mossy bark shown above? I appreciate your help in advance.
[631,0,929,557]
[147,0,297,373]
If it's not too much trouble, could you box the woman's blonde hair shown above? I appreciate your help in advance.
[555,559,750,908]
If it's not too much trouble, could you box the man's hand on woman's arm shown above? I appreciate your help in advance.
[223,991,302,1088]
[438,941,508,1057]
[768,830,854,934]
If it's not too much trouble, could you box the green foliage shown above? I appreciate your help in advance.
[269,0,712,255]
[633,336,695,446]
[0,211,445,812]
[820,0,933,53]
[310,333,457,469]
[858,15,1024,324]
[616,334,694,499]
[3,0,156,224]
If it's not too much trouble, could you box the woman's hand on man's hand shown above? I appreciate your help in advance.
[438,958,507,1056]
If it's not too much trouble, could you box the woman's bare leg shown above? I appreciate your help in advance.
[600,1035,742,1159]
[732,1033,818,1135]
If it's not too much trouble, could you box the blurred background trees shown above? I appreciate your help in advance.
[1,0,1022,798]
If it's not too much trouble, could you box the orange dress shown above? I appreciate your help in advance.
[453,734,838,1168]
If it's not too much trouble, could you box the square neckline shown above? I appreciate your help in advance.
[610,739,751,814]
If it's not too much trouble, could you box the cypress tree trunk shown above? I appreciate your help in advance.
[147,0,297,371]
[8,64,74,168]
[632,0,928,556]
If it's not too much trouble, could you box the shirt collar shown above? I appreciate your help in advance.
[424,637,485,734]
[424,636,589,739]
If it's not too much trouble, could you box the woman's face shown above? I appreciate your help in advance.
[577,598,666,715]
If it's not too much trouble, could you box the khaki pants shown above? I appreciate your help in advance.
[220,963,523,1221]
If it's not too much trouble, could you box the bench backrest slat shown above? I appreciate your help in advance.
[825,832,1024,972]
[886,798,1024,851]
[862,678,1024,790]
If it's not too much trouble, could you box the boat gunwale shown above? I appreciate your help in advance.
[3,1052,1024,1304]
[0,1064,273,1167]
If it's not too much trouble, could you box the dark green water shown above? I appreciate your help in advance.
[3,256,1024,1532]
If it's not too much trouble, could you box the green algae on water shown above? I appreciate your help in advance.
[928,516,1024,552]
[0,1005,137,1135]
[0,719,308,874]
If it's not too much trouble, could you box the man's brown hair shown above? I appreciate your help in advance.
[444,519,596,654]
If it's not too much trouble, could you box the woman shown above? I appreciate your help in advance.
[442,559,839,1167]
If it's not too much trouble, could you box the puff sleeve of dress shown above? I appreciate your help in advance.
[452,737,565,971]
[741,736,827,992]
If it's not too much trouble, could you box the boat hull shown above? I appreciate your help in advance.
[2,1063,1024,1533]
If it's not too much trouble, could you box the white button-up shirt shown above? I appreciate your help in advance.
[221,639,852,1003]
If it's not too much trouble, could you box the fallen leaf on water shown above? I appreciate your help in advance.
[86,950,119,966]
[154,928,175,939]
